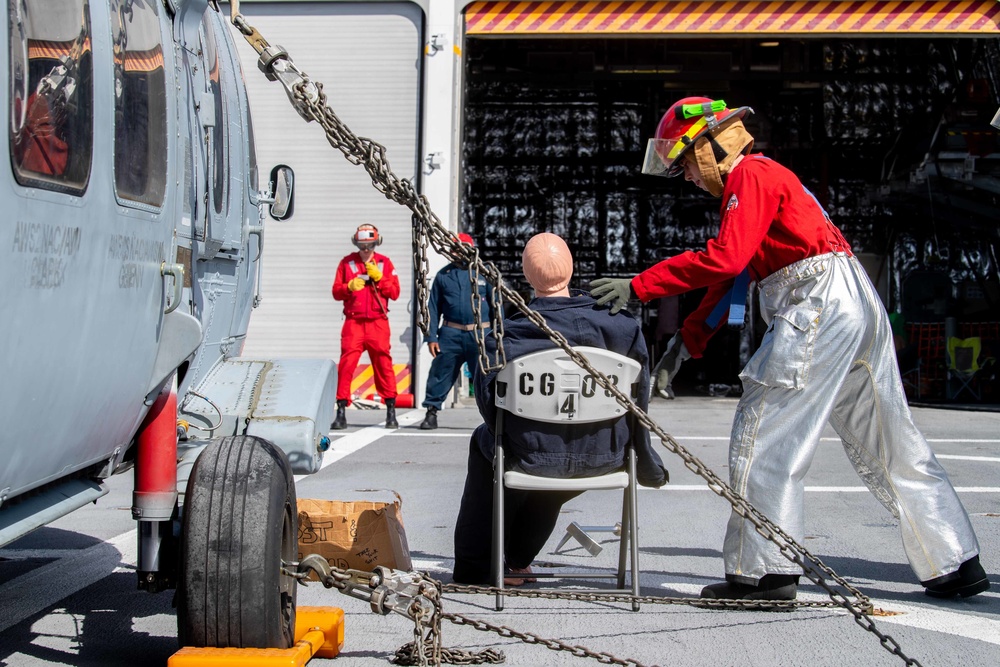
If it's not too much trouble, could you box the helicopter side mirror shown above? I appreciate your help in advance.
[265,164,295,220]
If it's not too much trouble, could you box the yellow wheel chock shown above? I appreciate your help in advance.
[168,606,345,666]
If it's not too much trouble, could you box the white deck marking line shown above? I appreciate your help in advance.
[663,583,1000,646]
[937,454,1000,462]
[0,549,83,560]
[0,529,137,634]
[660,436,1000,443]
[643,485,1000,493]
[336,432,1000,444]
[876,600,1000,646]
[295,409,426,481]
[925,439,1000,443]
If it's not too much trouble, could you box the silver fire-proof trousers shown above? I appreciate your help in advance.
[725,252,980,584]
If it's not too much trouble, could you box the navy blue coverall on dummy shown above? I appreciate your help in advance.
[423,263,494,411]
[452,292,669,584]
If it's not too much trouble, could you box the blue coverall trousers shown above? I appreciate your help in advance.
[422,327,481,410]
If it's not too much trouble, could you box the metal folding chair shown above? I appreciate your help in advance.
[491,346,642,611]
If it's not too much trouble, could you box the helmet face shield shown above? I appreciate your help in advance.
[642,137,686,177]
[641,113,713,177]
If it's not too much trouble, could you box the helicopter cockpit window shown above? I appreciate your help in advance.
[8,0,93,193]
[111,0,167,207]
[202,17,228,217]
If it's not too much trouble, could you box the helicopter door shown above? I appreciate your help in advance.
[175,10,246,381]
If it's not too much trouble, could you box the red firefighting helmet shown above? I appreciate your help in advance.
[352,224,382,250]
[641,97,752,177]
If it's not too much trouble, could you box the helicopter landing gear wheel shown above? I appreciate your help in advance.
[177,435,298,648]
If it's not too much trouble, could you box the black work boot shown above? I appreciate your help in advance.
[331,400,347,430]
[419,407,438,430]
[700,574,799,602]
[384,398,398,429]
[922,555,990,599]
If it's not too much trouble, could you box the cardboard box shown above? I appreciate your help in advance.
[296,494,412,573]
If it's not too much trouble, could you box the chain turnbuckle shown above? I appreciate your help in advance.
[289,555,437,622]
[232,14,318,120]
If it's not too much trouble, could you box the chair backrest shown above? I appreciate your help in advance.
[948,337,982,374]
[494,346,641,424]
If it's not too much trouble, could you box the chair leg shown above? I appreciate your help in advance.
[966,377,981,401]
[492,442,505,611]
[951,372,980,401]
[617,487,629,590]
[627,449,640,612]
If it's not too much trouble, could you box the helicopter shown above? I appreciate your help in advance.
[1,0,334,649]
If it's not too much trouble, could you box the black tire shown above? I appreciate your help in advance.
[177,435,298,648]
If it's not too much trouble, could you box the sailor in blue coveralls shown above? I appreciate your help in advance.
[419,234,494,430]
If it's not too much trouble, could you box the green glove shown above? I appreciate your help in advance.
[651,333,691,400]
[589,277,635,315]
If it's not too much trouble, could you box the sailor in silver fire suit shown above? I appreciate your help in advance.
[591,97,987,600]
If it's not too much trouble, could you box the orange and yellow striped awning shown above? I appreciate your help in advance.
[465,1,1000,36]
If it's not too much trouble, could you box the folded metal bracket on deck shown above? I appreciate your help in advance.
[554,521,623,556]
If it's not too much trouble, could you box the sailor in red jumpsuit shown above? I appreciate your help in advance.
[592,98,987,601]
[331,224,400,429]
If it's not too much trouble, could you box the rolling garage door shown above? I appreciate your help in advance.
[235,2,422,399]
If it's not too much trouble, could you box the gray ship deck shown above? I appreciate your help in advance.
[1,397,998,667]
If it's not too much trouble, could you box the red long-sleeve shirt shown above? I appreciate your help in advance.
[631,155,852,357]
[331,251,400,320]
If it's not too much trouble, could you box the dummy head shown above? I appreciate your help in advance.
[522,232,573,298]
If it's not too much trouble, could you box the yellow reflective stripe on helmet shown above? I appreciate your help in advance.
[666,116,710,159]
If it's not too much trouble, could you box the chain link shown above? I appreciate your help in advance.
[469,249,507,373]
[413,213,431,335]
[440,583,838,611]
[395,640,504,666]
[232,12,924,667]
[443,612,654,667]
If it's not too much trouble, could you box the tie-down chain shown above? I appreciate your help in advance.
[227,4,922,666]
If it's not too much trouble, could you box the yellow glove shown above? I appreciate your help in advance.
[365,261,383,282]
[348,276,367,292]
